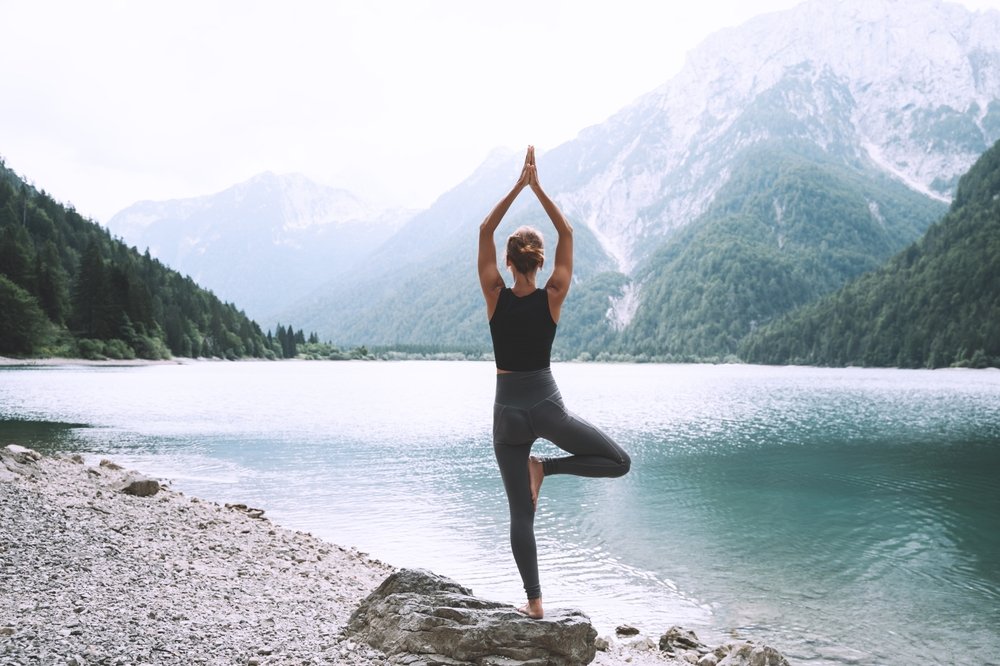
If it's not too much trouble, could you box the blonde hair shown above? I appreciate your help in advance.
[506,226,545,274]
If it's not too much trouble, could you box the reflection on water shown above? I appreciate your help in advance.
[0,418,91,451]
[2,361,999,665]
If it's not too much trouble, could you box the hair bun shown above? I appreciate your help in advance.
[506,226,545,274]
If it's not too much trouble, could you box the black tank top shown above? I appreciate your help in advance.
[489,288,557,371]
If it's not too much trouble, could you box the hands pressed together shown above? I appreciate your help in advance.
[510,145,571,243]
[517,145,542,193]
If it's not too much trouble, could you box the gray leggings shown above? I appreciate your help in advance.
[493,368,631,600]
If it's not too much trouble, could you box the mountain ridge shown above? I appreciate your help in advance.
[277,0,992,350]
[106,171,415,322]
[107,0,1000,358]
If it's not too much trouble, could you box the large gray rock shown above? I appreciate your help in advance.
[346,568,597,665]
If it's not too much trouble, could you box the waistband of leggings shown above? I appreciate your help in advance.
[494,367,560,408]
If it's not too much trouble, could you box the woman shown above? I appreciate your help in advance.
[478,145,631,619]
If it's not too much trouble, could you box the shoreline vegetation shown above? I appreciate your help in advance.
[4,353,1000,370]
[1,446,789,665]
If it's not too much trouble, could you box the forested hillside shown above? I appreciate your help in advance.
[617,143,947,360]
[0,160,277,359]
[741,139,1000,368]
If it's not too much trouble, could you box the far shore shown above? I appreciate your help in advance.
[4,355,997,372]
[0,356,298,367]
[0,356,189,367]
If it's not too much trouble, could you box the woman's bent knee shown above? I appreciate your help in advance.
[614,451,632,477]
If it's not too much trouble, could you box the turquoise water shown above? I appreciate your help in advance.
[1,361,998,665]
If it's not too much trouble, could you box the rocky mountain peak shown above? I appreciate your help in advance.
[556,0,1000,273]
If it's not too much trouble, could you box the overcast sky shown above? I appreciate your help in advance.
[2,0,999,223]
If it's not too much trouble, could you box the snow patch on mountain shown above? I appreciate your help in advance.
[773,199,787,250]
[868,200,887,230]
[606,282,640,332]
[862,141,951,203]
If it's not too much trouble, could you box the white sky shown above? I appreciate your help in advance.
[2,0,999,223]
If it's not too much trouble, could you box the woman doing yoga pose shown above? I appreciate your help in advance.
[477,145,631,620]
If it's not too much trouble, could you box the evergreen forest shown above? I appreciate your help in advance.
[614,142,946,360]
[741,139,1000,368]
[0,159,332,360]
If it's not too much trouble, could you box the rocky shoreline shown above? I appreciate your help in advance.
[1,446,789,665]
[0,356,188,367]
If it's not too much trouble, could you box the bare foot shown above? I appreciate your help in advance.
[518,597,544,619]
[528,456,544,511]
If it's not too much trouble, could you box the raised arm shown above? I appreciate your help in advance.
[528,161,573,321]
[479,147,532,318]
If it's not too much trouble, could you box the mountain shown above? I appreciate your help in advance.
[537,0,999,272]
[280,0,993,356]
[0,159,275,360]
[741,138,1000,368]
[616,141,946,359]
[106,172,413,323]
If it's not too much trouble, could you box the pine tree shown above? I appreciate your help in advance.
[71,239,110,338]
[0,223,34,290]
[0,275,49,355]
[33,241,68,324]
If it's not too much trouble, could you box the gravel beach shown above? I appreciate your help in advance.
[1,448,690,665]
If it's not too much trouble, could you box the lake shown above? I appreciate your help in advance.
[1,361,998,665]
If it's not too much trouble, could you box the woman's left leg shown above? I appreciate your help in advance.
[531,396,631,478]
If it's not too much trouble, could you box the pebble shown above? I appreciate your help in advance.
[618,624,642,636]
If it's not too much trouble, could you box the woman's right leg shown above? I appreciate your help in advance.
[494,438,542,602]
[493,402,543,603]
